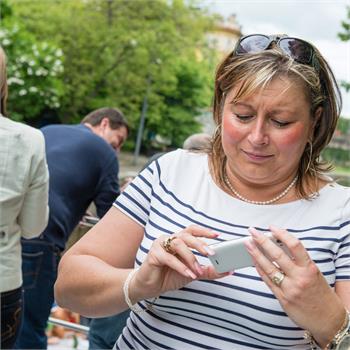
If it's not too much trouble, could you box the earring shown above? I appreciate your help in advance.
[305,140,313,174]
[212,124,221,141]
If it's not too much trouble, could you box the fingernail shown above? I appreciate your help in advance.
[194,262,204,275]
[203,245,216,256]
[208,229,219,237]
[185,269,197,279]
[269,225,279,231]
[248,227,261,239]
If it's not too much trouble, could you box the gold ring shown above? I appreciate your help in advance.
[162,236,177,255]
[271,271,285,287]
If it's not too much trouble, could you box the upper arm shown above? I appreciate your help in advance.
[62,206,144,269]
[19,133,49,238]
[94,157,120,218]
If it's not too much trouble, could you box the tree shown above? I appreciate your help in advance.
[338,6,350,92]
[9,0,217,148]
[0,1,64,122]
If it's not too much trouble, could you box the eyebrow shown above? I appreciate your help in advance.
[231,101,296,116]
[229,102,254,112]
[230,101,252,108]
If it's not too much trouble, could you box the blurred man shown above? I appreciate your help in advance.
[16,107,129,349]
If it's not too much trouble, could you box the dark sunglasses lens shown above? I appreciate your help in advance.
[279,38,313,64]
[236,35,270,54]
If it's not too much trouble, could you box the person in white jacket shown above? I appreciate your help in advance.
[0,46,49,349]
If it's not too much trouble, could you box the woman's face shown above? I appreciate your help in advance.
[222,76,314,186]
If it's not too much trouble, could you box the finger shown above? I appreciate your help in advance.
[269,225,311,267]
[254,262,284,297]
[200,265,233,280]
[175,232,216,258]
[162,236,205,276]
[154,241,198,280]
[184,225,219,239]
[249,227,294,275]
[245,232,287,284]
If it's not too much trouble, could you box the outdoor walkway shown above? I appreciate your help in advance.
[118,151,149,178]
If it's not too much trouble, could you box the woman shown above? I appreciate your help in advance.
[55,34,350,349]
[0,46,49,349]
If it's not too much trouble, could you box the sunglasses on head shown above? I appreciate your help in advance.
[234,34,318,68]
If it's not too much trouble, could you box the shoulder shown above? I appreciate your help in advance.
[156,149,207,170]
[0,117,44,149]
[151,149,209,186]
[317,182,350,223]
[42,124,115,154]
[321,182,350,201]
[41,124,89,138]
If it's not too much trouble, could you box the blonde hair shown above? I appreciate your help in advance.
[0,46,8,116]
[209,46,341,199]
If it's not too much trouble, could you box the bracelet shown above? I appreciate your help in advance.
[327,311,350,350]
[123,268,144,314]
[122,268,159,314]
[304,309,349,350]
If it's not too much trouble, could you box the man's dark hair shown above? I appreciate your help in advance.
[81,107,129,134]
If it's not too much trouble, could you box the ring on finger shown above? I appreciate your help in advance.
[271,270,285,287]
[162,236,177,255]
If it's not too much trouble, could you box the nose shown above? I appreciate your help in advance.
[247,120,269,146]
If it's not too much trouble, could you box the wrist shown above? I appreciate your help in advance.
[128,268,148,304]
[305,308,349,349]
[123,268,144,313]
[123,268,158,314]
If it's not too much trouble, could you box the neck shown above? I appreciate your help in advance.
[224,169,298,205]
[83,123,100,136]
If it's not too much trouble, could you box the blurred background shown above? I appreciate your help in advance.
[0,0,349,186]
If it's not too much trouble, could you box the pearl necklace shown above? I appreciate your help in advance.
[224,175,298,205]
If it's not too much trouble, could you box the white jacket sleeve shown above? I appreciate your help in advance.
[19,131,49,238]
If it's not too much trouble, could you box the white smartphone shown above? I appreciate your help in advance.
[208,233,290,273]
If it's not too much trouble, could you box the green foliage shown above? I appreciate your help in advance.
[0,0,13,20]
[339,6,350,41]
[323,117,350,167]
[9,0,216,148]
[337,117,350,134]
[323,147,350,166]
[338,6,350,92]
[0,3,64,121]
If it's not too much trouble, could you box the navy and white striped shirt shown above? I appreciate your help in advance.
[114,149,350,350]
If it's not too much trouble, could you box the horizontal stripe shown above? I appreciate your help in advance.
[115,202,146,226]
[158,296,300,331]
[123,191,150,215]
[149,302,303,342]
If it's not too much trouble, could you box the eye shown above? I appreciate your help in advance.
[234,114,253,122]
[271,119,291,128]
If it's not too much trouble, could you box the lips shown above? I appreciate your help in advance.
[243,150,273,161]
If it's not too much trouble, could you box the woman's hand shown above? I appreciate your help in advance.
[129,225,230,303]
[245,226,346,347]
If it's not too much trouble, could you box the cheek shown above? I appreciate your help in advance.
[277,126,307,153]
[222,116,244,145]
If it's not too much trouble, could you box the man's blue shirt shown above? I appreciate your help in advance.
[40,124,120,250]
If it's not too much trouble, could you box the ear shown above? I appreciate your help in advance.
[100,117,110,128]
